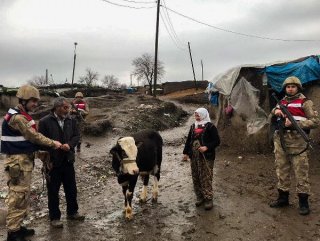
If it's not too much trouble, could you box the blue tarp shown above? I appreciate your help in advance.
[266,56,320,93]
[209,92,219,106]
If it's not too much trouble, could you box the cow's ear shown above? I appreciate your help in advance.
[136,141,143,148]
[117,136,124,144]
[110,146,117,155]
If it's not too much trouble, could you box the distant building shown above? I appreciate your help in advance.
[162,80,208,94]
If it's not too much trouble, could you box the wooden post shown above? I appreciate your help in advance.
[188,42,197,91]
[201,60,204,81]
[153,0,161,97]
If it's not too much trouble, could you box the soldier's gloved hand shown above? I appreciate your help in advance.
[285,118,292,127]
[275,109,285,118]
[53,141,62,149]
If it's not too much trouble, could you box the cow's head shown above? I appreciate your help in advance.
[110,137,139,175]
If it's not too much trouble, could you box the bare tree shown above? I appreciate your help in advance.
[28,75,53,86]
[120,83,128,89]
[79,68,99,87]
[102,75,120,89]
[132,53,165,95]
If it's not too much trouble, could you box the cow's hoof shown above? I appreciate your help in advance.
[139,198,147,203]
[125,207,133,220]
[152,192,158,203]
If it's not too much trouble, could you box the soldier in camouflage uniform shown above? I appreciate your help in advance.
[70,92,89,152]
[1,85,62,241]
[183,108,220,210]
[270,76,319,215]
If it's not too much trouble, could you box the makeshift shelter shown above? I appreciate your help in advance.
[207,55,320,152]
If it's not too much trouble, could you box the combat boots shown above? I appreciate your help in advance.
[7,230,28,241]
[298,193,310,215]
[270,189,289,208]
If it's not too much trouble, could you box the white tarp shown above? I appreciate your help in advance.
[210,67,241,96]
[208,64,265,95]
[229,77,268,134]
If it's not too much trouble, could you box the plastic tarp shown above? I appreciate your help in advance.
[230,77,268,134]
[210,67,242,96]
[266,56,320,93]
[209,92,219,106]
[207,55,320,134]
[206,82,219,105]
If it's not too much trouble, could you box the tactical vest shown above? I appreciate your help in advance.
[280,98,307,121]
[1,108,40,154]
[74,101,86,110]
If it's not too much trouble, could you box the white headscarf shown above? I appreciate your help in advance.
[194,107,211,128]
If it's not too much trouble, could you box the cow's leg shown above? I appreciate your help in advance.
[140,175,149,203]
[122,185,128,214]
[125,175,138,220]
[125,191,133,220]
[152,175,159,203]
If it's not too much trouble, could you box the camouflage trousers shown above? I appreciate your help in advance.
[190,140,214,201]
[4,154,34,232]
[274,131,310,194]
[78,119,85,142]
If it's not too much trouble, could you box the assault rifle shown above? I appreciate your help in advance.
[272,93,314,149]
[70,102,85,122]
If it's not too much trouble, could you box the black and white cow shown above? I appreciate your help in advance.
[110,129,163,220]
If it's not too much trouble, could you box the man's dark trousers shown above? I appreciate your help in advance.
[47,161,79,220]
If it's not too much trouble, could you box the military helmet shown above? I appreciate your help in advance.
[16,85,40,100]
[75,92,84,98]
[282,76,302,90]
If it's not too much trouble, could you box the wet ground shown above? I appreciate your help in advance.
[1,102,320,241]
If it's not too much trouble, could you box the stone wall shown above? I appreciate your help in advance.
[162,81,208,94]
[0,95,18,109]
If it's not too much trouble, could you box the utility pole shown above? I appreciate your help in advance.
[201,60,204,81]
[153,0,160,97]
[71,42,78,88]
[188,42,197,91]
[45,69,48,85]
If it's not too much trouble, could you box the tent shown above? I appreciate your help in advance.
[207,55,320,135]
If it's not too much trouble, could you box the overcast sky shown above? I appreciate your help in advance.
[1,0,320,87]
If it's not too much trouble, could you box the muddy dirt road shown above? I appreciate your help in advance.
[1,102,320,241]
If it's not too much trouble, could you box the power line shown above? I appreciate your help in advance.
[160,11,186,51]
[162,5,320,42]
[101,0,155,9]
[161,0,186,48]
[119,0,156,4]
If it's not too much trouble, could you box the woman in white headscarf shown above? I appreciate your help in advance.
[183,107,220,210]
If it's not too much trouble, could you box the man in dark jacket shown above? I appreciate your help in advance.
[38,97,85,228]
